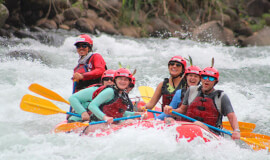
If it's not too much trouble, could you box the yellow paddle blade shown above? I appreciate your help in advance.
[29,83,70,105]
[138,86,154,103]
[241,137,270,152]
[20,94,66,115]
[240,132,270,151]
[54,122,88,133]
[241,132,270,140]
[222,121,256,132]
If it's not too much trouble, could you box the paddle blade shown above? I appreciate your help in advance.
[138,86,154,103]
[54,122,88,133]
[29,83,70,105]
[222,121,256,132]
[241,135,270,152]
[20,94,65,115]
[241,132,270,151]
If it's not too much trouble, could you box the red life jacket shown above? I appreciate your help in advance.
[89,85,129,121]
[74,53,107,92]
[185,91,221,127]
[87,83,102,88]
[161,78,186,111]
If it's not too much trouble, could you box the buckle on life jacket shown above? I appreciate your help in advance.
[197,106,206,111]
[194,116,204,122]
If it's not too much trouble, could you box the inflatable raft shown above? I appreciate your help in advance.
[53,120,219,143]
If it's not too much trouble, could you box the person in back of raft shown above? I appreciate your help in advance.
[72,34,107,93]
[158,65,202,120]
[68,69,116,122]
[82,68,146,134]
[138,56,187,112]
[164,66,240,139]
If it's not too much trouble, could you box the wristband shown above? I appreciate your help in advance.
[233,129,240,132]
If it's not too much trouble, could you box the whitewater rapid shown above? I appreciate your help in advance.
[0,31,269,159]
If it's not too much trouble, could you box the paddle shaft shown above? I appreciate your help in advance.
[170,111,270,151]
[147,110,231,135]
[171,111,231,135]
[69,81,77,112]
[88,115,142,125]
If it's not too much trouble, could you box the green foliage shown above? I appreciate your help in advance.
[72,1,83,10]
[262,13,270,19]
[250,19,265,32]
[120,0,164,26]
[0,0,5,4]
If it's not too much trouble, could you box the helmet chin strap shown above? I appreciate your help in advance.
[171,71,184,88]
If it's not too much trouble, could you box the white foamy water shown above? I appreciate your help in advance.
[0,33,269,159]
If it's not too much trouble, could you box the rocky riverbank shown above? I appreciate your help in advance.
[1,0,270,47]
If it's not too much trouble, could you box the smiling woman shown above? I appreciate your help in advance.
[72,34,107,92]
[137,56,187,113]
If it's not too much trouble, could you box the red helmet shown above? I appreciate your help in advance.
[74,34,93,46]
[101,69,115,80]
[114,68,133,80]
[185,65,202,76]
[201,67,219,81]
[169,56,187,69]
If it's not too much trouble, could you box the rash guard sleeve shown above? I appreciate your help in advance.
[69,87,99,115]
[88,88,115,120]
[169,89,182,109]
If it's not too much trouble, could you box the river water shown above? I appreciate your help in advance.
[0,30,269,159]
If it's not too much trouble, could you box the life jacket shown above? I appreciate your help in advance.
[87,83,102,88]
[89,85,129,122]
[126,97,134,111]
[184,86,223,128]
[74,53,107,91]
[161,78,186,111]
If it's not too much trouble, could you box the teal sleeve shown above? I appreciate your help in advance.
[69,87,98,115]
[88,88,115,120]
[123,111,135,117]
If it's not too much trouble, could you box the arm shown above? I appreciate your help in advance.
[88,88,114,120]
[169,89,182,109]
[221,93,240,140]
[69,87,98,115]
[145,82,163,110]
[82,54,106,80]
[172,104,188,114]
[227,112,240,140]
[157,90,182,120]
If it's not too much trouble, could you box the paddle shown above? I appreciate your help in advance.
[148,110,270,151]
[28,83,70,105]
[140,85,256,132]
[222,121,255,132]
[54,115,142,133]
[138,86,154,103]
[20,94,80,117]
[138,86,158,118]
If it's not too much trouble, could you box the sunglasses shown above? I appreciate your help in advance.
[103,77,113,81]
[202,75,216,81]
[76,43,88,49]
[168,61,182,67]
